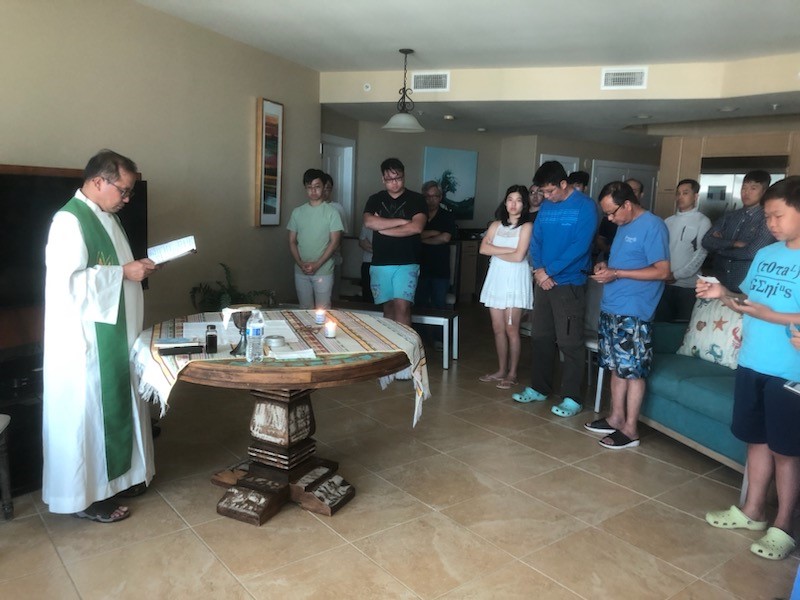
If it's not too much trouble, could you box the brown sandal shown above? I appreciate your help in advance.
[496,378,517,390]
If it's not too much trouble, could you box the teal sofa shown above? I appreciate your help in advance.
[640,322,746,471]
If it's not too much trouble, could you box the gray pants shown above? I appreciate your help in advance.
[294,273,334,309]
[529,284,586,401]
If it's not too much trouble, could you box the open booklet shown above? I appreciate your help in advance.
[147,235,197,264]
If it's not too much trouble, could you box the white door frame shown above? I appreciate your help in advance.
[322,134,356,233]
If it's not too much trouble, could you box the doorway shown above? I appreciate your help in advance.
[321,134,356,234]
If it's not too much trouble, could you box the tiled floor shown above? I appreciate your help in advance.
[2,305,798,599]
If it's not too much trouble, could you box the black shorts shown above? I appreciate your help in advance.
[732,366,800,456]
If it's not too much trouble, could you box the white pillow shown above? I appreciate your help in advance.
[676,299,742,370]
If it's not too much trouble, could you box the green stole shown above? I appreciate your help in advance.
[61,198,133,480]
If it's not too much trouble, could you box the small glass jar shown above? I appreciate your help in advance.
[205,324,218,354]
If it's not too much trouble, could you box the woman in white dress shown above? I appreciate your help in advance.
[478,185,534,389]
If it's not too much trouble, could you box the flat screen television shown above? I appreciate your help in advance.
[0,165,148,363]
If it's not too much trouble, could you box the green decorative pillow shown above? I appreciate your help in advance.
[676,299,742,370]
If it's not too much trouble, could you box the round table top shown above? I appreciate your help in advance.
[177,351,410,391]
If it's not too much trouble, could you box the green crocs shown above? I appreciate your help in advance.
[512,387,547,403]
[750,527,796,560]
[705,505,768,531]
[551,397,582,417]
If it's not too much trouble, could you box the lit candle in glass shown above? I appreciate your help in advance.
[324,320,337,338]
[314,309,326,324]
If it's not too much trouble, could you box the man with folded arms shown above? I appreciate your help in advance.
[701,170,774,292]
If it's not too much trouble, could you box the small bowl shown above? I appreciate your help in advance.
[265,335,286,348]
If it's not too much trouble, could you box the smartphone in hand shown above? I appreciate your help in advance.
[697,275,721,284]
[784,381,800,397]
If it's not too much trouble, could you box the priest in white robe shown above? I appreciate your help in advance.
[42,149,158,521]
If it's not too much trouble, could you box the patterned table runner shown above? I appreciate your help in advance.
[131,310,429,425]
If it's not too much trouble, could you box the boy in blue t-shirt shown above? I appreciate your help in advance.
[698,176,800,561]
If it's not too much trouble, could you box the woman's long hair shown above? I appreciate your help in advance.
[495,185,532,228]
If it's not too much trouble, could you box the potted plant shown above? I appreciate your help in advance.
[190,263,275,311]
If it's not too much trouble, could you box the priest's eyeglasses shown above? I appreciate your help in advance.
[104,178,135,199]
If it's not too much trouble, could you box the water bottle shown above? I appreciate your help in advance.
[245,309,266,363]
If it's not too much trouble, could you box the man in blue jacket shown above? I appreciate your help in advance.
[512,161,599,417]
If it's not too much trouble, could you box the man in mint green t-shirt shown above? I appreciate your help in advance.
[287,169,344,308]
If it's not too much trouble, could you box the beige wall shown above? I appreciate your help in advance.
[321,107,360,142]
[498,136,539,194]
[1,0,321,323]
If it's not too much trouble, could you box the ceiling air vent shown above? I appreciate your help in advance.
[412,71,450,92]
[601,66,648,90]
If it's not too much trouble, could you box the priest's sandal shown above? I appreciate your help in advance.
[750,527,796,560]
[551,397,582,417]
[598,430,640,449]
[705,505,768,531]
[74,499,130,523]
[512,387,547,403]
[584,418,616,434]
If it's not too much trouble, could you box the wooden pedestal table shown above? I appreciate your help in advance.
[177,352,409,525]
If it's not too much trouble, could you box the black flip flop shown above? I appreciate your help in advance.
[584,418,615,434]
[599,430,640,450]
[73,499,131,523]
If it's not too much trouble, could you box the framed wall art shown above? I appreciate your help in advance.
[255,98,284,226]
[422,146,478,220]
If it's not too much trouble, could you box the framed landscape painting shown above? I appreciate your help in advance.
[255,98,283,226]
[422,146,478,220]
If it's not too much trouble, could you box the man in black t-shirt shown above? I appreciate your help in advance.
[416,180,456,309]
[363,158,427,325]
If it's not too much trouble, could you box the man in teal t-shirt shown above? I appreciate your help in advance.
[286,168,344,308]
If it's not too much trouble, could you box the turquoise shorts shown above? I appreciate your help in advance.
[369,264,420,304]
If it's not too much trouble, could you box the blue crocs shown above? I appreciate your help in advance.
[551,397,582,417]
[512,387,547,403]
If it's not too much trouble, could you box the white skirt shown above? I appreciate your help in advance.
[480,257,533,309]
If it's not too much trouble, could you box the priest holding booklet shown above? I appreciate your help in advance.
[42,149,160,523]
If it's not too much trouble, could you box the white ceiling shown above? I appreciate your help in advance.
[138,0,800,146]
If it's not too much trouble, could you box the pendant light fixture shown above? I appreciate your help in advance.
[382,49,425,133]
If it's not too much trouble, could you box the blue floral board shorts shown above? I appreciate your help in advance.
[370,264,420,304]
[597,311,654,379]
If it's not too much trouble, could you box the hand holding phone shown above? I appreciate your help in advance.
[697,275,720,284]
